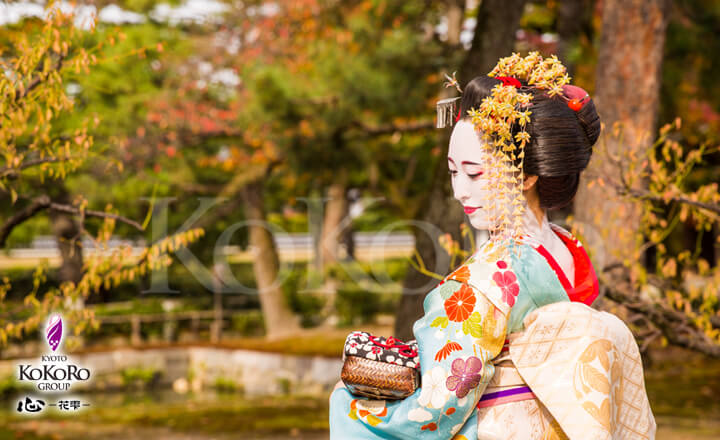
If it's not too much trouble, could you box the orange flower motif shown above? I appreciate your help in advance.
[434,341,463,361]
[447,265,470,283]
[443,284,476,322]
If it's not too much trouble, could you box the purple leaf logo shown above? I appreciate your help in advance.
[46,315,62,352]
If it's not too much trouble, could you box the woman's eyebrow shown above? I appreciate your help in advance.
[447,158,456,164]
[461,161,481,165]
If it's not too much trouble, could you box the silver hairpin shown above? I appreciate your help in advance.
[436,97,461,128]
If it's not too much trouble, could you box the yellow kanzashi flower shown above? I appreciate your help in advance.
[514,131,531,143]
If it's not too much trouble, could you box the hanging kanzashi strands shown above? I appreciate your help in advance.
[440,52,582,256]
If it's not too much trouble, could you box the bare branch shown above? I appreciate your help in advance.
[177,182,226,195]
[0,196,145,248]
[602,265,720,358]
[0,156,70,179]
[47,202,144,231]
[603,153,720,216]
[15,53,67,103]
[0,195,52,247]
[624,187,720,216]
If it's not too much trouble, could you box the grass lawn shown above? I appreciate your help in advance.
[1,393,330,439]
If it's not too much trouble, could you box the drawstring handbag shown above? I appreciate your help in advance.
[341,331,420,400]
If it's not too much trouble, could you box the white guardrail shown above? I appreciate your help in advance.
[4,232,416,259]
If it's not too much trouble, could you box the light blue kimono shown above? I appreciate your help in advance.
[329,241,572,439]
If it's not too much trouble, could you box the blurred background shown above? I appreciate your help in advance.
[1,0,719,439]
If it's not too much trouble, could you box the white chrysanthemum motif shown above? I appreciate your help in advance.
[418,366,450,409]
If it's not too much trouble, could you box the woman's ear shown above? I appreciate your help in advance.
[523,174,539,191]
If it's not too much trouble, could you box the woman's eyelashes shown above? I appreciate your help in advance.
[448,170,483,179]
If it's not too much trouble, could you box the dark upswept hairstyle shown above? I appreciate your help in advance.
[458,76,601,210]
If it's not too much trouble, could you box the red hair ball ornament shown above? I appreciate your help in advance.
[562,84,590,112]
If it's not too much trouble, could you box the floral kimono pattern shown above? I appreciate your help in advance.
[330,239,517,439]
[329,224,656,440]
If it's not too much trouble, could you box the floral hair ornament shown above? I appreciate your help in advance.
[466,52,573,255]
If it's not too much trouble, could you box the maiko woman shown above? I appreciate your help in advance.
[328,53,656,440]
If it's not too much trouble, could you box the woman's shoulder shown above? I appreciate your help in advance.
[440,243,521,316]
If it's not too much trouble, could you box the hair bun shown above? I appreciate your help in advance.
[575,98,601,147]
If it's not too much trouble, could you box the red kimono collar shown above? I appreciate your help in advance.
[530,224,599,306]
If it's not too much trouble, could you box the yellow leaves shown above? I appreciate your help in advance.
[698,258,710,276]
[661,258,677,278]
[461,311,483,338]
[348,408,359,420]
[431,316,449,329]
[366,414,383,426]
[298,119,314,137]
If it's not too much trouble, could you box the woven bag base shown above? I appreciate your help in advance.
[341,355,419,400]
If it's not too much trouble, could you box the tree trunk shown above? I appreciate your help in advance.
[240,179,301,339]
[49,187,86,304]
[574,0,669,267]
[394,0,528,340]
[551,0,594,223]
[320,174,349,269]
[50,212,84,284]
[556,0,592,78]
[458,0,529,84]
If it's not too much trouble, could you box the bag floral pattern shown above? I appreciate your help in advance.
[343,331,419,368]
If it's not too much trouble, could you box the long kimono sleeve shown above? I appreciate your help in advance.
[329,257,516,439]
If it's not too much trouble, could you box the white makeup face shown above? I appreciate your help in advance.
[447,119,502,230]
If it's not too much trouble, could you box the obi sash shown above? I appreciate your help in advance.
[477,339,535,409]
